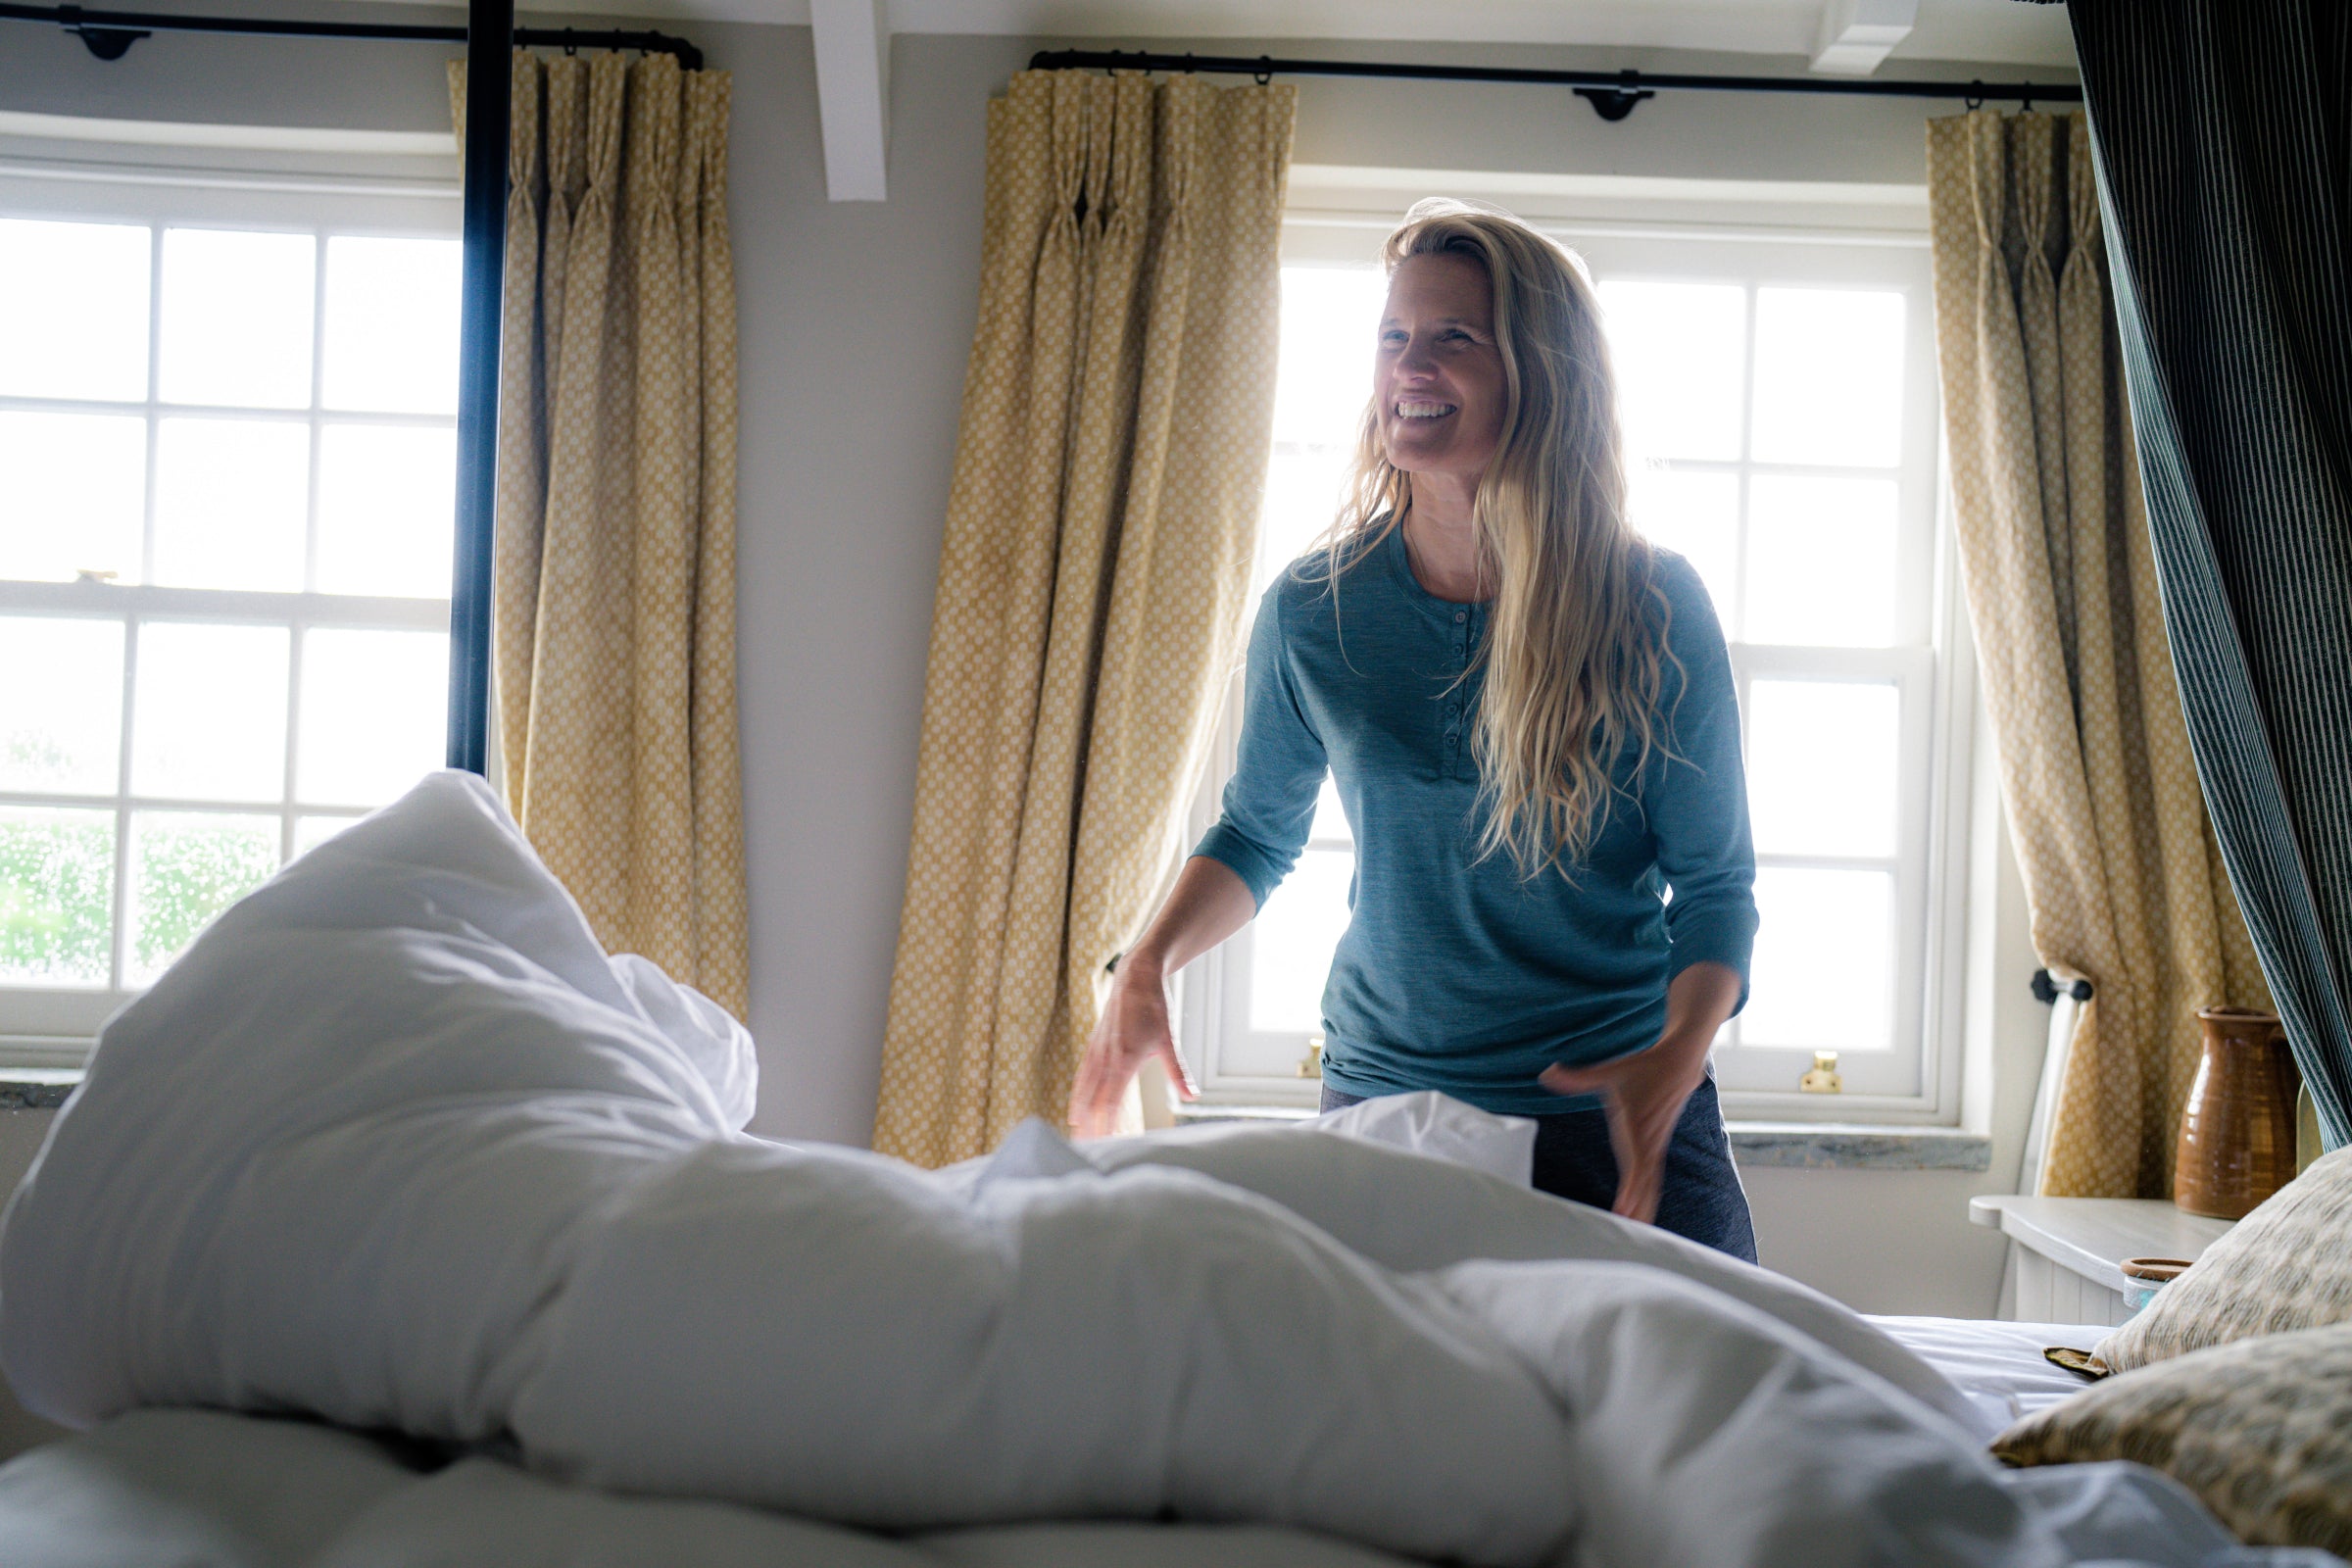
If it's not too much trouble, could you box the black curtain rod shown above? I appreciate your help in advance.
[1027,48,2081,122]
[0,2,702,68]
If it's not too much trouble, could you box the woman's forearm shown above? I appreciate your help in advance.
[1120,856,1257,983]
[1660,960,1742,1054]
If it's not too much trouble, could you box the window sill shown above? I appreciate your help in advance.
[0,1070,83,1111]
[1725,1121,1989,1172]
[1173,1102,1990,1172]
[1174,1102,1317,1125]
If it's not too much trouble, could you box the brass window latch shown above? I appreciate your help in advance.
[1799,1050,1843,1094]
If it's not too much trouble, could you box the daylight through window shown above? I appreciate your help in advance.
[0,215,461,1016]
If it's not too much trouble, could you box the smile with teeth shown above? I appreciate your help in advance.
[1395,400,1457,419]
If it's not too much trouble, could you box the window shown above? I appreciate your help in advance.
[1178,210,1967,1120]
[0,174,461,1061]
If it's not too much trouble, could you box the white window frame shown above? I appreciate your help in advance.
[0,125,461,1067]
[1175,177,1975,1125]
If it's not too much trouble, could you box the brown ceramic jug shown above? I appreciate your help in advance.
[2174,1006,2301,1219]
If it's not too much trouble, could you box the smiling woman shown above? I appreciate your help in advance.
[1072,200,1761,1259]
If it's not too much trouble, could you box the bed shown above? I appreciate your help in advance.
[0,1299,2213,1568]
[0,774,2326,1568]
[0,1314,2127,1568]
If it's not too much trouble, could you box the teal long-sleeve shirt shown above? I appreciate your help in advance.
[1194,524,1758,1117]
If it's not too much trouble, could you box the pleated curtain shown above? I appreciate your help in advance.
[871,71,1296,1167]
[450,52,749,1021]
[1926,110,2273,1197]
[2054,0,2352,1151]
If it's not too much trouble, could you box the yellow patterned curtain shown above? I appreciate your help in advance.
[872,71,1296,1166]
[451,52,749,1020]
[1926,111,2269,1197]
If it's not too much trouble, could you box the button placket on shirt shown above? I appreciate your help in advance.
[1446,607,1471,775]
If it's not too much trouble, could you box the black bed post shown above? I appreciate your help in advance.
[445,0,512,775]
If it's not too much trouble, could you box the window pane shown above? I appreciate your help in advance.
[1630,467,1740,632]
[152,417,309,593]
[126,810,278,984]
[1256,447,1348,592]
[0,806,115,988]
[131,622,289,803]
[1271,267,1386,448]
[1749,287,1904,467]
[297,627,447,808]
[0,617,124,795]
[158,228,316,410]
[1308,776,1350,846]
[0,219,149,402]
[1742,866,1895,1053]
[292,813,362,858]
[1598,280,1746,463]
[0,412,146,584]
[316,424,456,598]
[1250,848,1352,1034]
[1745,680,1899,858]
[321,236,462,416]
[1743,474,1899,647]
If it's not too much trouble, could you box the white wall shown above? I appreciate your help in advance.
[0,15,2069,1319]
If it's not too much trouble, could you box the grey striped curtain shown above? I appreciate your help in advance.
[2053,0,2352,1150]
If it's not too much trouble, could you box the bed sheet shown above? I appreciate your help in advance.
[1871,1316,2105,1433]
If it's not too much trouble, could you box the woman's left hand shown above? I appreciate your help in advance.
[1537,961,1741,1225]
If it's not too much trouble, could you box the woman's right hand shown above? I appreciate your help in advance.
[1066,856,1251,1139]
[1068,957,1197,1139]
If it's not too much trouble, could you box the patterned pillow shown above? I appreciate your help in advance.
[1992,1324,2352,1555]
[2096,1146,2352,1373]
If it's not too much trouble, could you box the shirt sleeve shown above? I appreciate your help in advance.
[1192,582,1329,909]
[1642,555,1760,1010]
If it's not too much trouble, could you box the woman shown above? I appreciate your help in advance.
[1068,201,1760,1260]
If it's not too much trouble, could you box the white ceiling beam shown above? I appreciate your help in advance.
[1809,0,1919,75]
[810,0,890,202]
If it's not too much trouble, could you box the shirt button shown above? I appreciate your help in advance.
[1453,610,1467,623]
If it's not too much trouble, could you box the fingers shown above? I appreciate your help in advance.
[1083,1044,1132,1137]
[1543,1058,1668,1226]
[1538,1062,1603,1097]
[1066,1043,1099,1124]
[1156,1037,1199,1102]
[1067,1033,1124,1139]
[1600,1105,1664,1224]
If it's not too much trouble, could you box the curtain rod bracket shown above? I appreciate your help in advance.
[1572,71,1652,122]
[57,4,147,58]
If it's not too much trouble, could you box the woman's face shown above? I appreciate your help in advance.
[1374,251,1508,485]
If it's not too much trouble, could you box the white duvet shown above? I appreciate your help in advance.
[0,774,2327,1568]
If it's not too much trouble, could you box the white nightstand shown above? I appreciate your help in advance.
[1969,1196,2235,1326]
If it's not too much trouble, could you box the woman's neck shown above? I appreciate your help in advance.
[1400,472,1489,603]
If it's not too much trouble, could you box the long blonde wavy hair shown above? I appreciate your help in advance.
[1313,199,1672,876]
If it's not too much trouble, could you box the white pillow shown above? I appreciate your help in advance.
[1310,1089,1537,1186]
